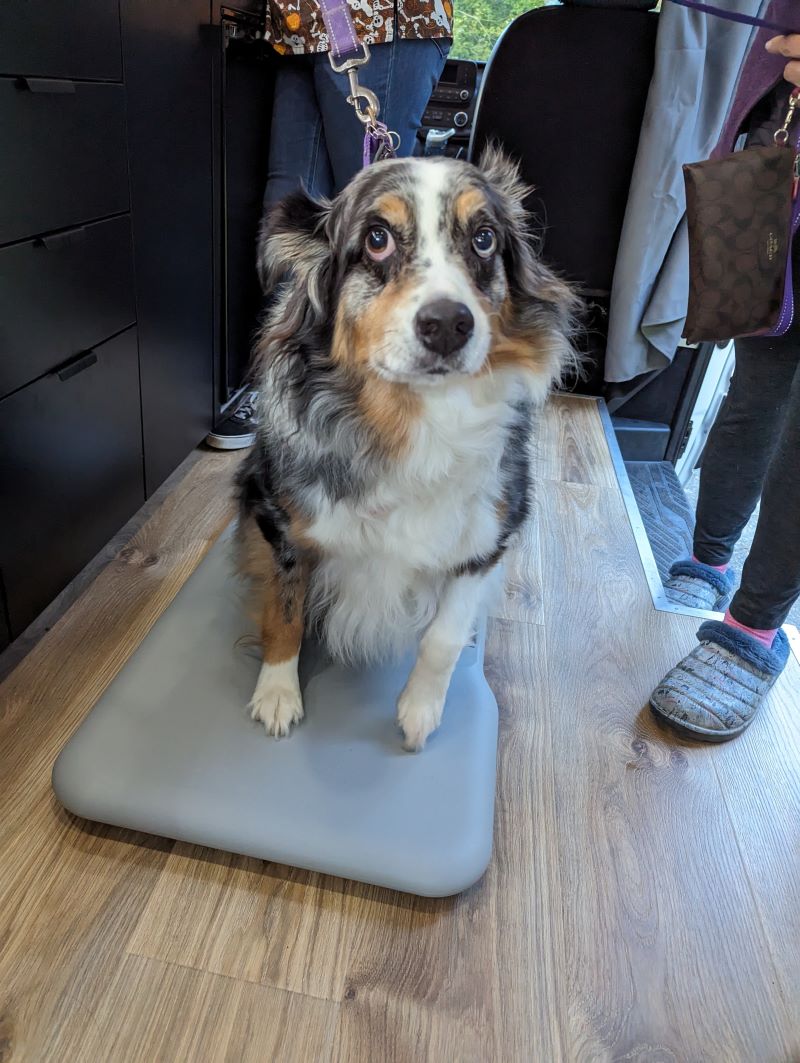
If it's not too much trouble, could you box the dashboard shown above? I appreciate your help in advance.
[417,57,485,159]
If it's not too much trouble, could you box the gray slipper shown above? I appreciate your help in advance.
[650,621,790,742]
[664,558,736,611]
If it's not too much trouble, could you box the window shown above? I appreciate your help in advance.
[451,1,548,62]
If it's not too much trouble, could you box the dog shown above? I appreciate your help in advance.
[236,149,577,750]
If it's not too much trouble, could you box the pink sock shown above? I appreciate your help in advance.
[693,554,728,573]
[723,610,777,650]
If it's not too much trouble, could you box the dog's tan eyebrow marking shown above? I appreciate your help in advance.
[454,186,487,227]
[374,193,412,230]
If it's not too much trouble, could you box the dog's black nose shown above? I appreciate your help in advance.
[414,299,474,356]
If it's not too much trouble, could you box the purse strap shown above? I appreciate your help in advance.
[665,0,798,36]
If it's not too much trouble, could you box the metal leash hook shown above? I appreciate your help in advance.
[324,22,397,163]
[348,79,381,126]
[328,42,379,126]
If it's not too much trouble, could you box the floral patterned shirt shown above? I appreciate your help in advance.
[264,0,453,56]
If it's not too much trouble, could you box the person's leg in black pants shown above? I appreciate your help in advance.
[693,231,800,629]
[693,333,799,580]
[651,277,800,740]
[728,350,800,629]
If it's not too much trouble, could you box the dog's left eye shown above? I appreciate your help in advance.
[472,226,497,258]
[365,225,396,261]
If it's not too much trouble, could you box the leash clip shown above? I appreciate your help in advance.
[327,40,370,75]
[775,88,800,147]
[346,67,380,126]
[326,44,379,126]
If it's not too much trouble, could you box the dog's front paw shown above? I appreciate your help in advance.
[250,685,304,737]
[397,675,447,752]
[249,664,304,738]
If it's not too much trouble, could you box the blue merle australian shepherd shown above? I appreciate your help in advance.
[236,150,577,750]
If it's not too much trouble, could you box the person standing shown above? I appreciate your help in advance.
[650,21,800,741]
[264,0,452,203]
[208,1,452,448]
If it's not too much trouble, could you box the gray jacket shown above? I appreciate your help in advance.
[605,0,769,385]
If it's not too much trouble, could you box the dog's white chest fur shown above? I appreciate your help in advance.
[305,377,520,661]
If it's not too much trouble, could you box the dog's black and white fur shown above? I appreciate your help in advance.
[236,150,577,750]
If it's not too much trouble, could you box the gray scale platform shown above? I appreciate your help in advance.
[52,529,499,897]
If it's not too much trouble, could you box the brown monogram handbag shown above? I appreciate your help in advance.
[683,87,800,344]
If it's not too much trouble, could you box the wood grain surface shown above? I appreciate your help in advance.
[0,398,798,1062]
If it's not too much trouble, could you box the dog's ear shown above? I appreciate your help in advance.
[256,189,333,319]
[478,144,529,211]
[478,145,581,382]
[477,146,553,306]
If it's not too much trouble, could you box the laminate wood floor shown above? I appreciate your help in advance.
[1,397,798,1062]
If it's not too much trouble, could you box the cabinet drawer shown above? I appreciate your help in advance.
[0,216,136,397]
[0,327,144,637]
[0,1,122,81]
[0,79,129,245]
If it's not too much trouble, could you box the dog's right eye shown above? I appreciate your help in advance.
[365,225,396,262]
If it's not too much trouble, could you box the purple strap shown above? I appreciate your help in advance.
[364,127,379,168]
[317,0,365,63]
[666,0,798,35]
[363,121,394,167]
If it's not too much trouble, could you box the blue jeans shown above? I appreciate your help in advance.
[264,37,450,205]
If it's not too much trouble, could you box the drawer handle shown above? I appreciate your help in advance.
[57,352,98,382]
[16,76,76,95]
[36,227,88,252]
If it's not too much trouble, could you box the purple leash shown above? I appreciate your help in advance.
[316,0,398,166]
[665,0,798,36]
[317,0,366,63]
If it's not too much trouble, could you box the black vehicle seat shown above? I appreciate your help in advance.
[470,0,659,391]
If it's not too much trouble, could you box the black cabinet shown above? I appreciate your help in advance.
[0,2,266,650]
[0,79,129,245]
[0,0,123,81]
[0,328,145,636]
[0,6,141,648]
[219,32,274,406]
[121,0,216,495]
[0,216,136,398]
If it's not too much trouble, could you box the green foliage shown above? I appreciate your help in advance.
[452,1,548,62]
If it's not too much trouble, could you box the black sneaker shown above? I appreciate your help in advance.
[206,391,258,450]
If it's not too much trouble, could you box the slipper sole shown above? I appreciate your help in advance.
[649,699,754,743]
